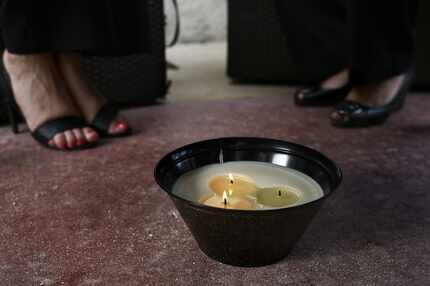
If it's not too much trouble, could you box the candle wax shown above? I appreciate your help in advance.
[172,161,324,210]
[200,194,256,210]
[209,174,257,197]
[257,187,299,208]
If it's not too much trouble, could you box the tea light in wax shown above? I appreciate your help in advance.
[172,161,324,210]
[256,187,299,208]
[200,191,256,210]
[209,173,257,197]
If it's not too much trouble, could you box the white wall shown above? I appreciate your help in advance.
[172,0,227,43]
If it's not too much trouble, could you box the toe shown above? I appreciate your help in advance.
[64,130,77,149]
[298,91,305,100]
[53,133,67,150]
[108,118,130,135]
[83,127,99,143]
[331,110,350,124]
[72,128,86,146]
[331,111,341,120]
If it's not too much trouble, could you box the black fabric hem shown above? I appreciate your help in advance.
[350,57,415,86]
[4,44,150,56]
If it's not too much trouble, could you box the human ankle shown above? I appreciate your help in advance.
[321,69,349,90]
[347,75,406,106]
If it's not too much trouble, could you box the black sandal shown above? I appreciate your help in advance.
[31,116,97,150]
[91,102,132,138]
[1,65,97,150]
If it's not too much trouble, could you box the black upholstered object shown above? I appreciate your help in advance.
[81,0,167,106]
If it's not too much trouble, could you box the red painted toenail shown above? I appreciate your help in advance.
[88,133,99,141]
[115,122,127,130]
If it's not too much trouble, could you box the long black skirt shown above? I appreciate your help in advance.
[0,0,150,55]
[277,0,418,85]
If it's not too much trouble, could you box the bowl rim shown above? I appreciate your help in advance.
[154,137,342,215]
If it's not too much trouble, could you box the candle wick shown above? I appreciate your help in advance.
[230,180,234,184]
[278,190,282,197]
[224,198,228,205]
[219,146,224,164]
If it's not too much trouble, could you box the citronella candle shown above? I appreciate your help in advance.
[172,161,324,210]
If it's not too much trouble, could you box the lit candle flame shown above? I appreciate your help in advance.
[228,173,234,184]
[222,190,228,206]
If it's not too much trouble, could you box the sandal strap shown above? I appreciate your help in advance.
[91,103,119,134]
[32,116,88,145]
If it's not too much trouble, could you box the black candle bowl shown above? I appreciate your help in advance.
[154,138,342,267]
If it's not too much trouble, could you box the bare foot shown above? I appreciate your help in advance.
[3,51,99,149]
[56,53,130,136]
[320,69,349,90]
[344,74,407,106]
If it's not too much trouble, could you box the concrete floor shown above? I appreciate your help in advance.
[1,43,430,286]
[166,42,295,103]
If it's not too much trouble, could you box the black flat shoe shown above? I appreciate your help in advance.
[0,64,97,151]
[330,72,414,128]
[294,84,351,107]
[91,102,132,138]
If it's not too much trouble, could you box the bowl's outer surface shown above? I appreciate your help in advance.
[154,137,342,266]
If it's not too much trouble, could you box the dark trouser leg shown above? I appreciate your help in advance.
[276,0,349,80]
[348,0,418,85]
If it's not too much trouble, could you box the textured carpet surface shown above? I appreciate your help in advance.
[0,95,429,286]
